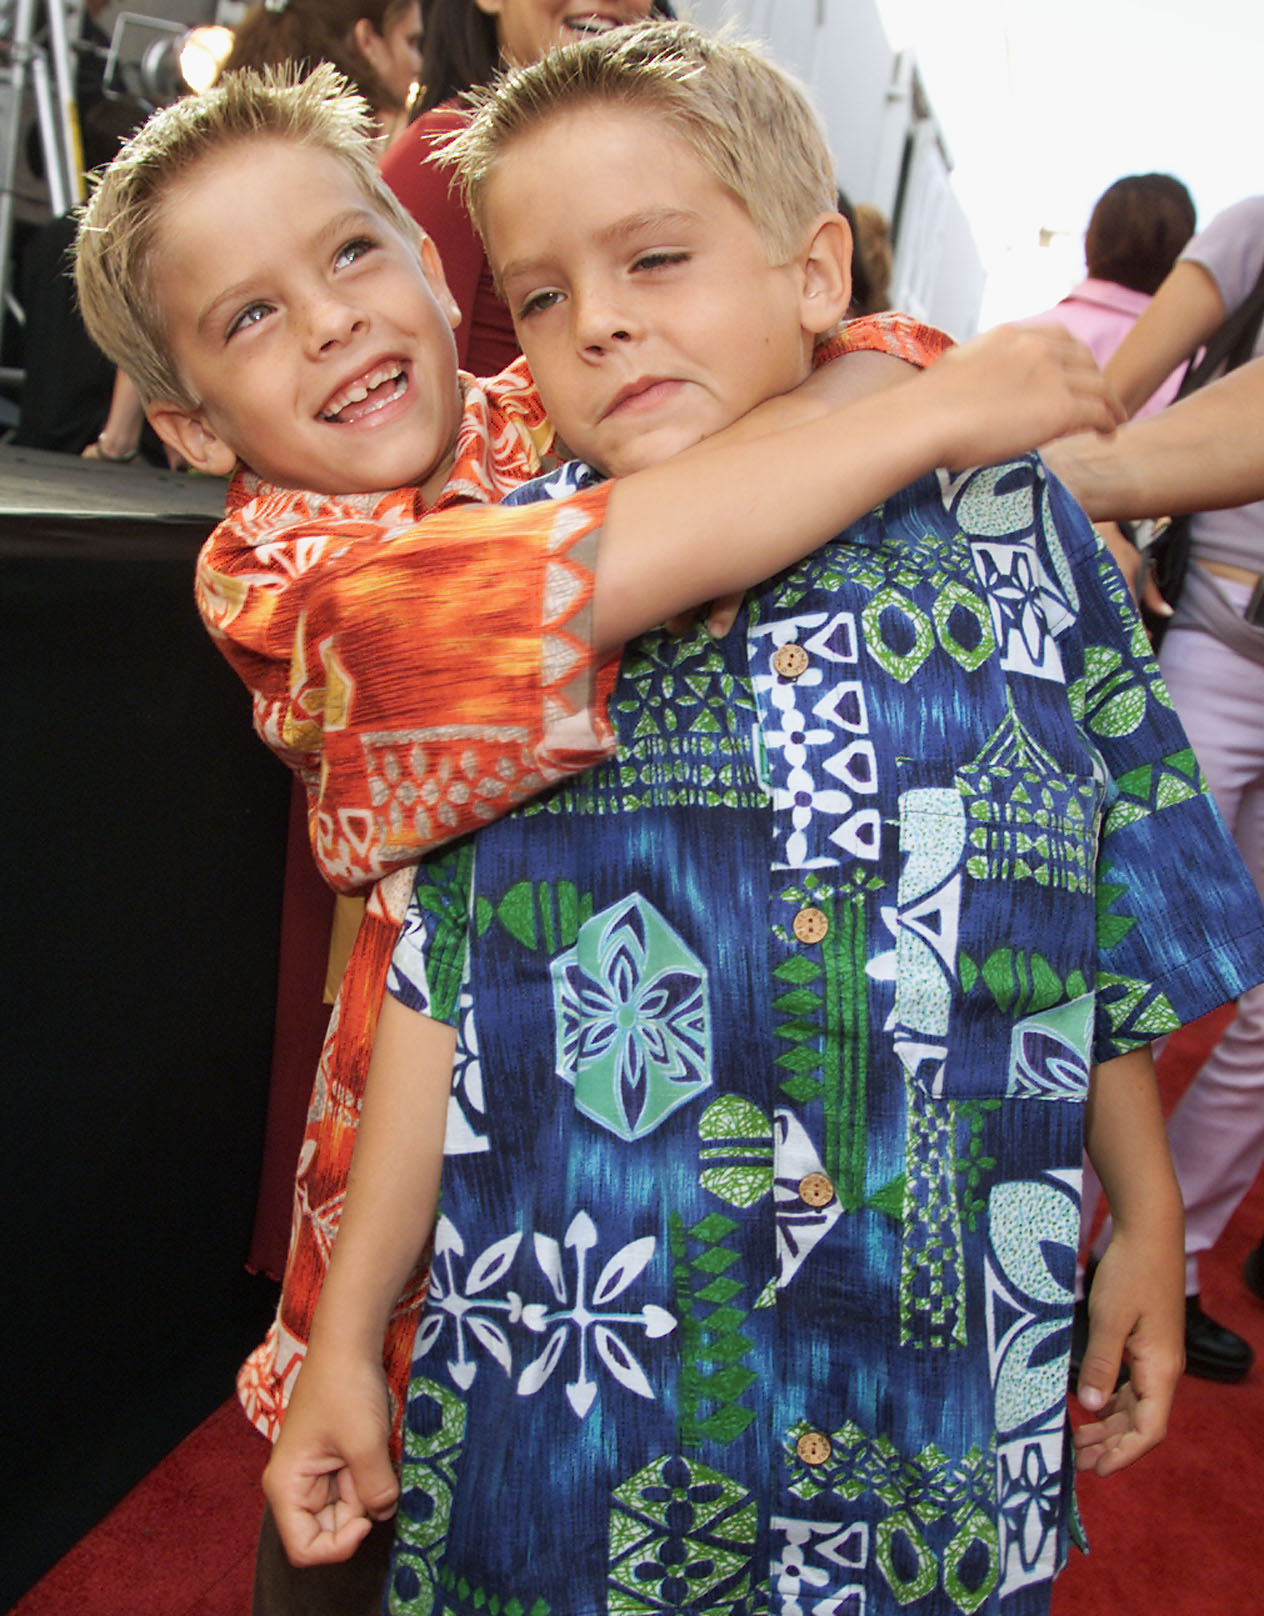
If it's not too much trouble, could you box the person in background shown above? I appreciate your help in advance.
[1079,195,1264,1386]
[1021,172,1196,419]
[223,0,424,145]
[852,200,893,312]
[381,1,671,372]
[1018,173,1197,607]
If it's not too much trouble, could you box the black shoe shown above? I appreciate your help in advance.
[1245,1240,1264,1303]
[1184,1294,1255,1382]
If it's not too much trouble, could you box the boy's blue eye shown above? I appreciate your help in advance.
[227,302,272,338]
[336,236,378,268]
[518,288,563,320]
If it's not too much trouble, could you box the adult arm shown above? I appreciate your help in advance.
[1045,356,1264,520]
[1073,1046,1185,1476]
[1104,260,1226,418]
[262,995,453,1564]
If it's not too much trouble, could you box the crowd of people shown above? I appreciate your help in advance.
[10,5,1264,1614]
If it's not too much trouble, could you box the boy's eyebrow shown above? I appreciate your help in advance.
[497,207,703,284]
[195,206,385,333]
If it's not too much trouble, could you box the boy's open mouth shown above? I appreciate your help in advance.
[320,362,408,424]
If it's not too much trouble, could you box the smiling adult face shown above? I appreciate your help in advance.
[472,0,655,68]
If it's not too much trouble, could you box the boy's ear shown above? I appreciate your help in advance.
[797,212,854,336]
[145,402,238,478]
[415,226,462,331]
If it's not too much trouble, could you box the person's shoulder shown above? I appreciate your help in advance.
[381,104,470,174]
[412,103,471,135]
[1189,194,1264,252]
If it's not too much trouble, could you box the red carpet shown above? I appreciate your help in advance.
[1053,1004,1264,1616]
[7,1401,268,1616]
[9,1008,1262,1616]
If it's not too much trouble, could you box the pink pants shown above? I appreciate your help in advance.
[1086,596,1264,1294]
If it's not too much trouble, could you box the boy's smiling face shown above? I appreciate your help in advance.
[148,138,463,497]
[481,103,847,478]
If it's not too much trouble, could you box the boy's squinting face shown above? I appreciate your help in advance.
[149,138,463,497]
[481,105,826,478]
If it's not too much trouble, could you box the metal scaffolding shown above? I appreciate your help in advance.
[1,0,86,387]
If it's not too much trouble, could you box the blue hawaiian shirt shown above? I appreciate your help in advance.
[384,458,1264,1616]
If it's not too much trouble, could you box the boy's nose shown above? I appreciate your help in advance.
[574,289,638,355]
[303,293,365,354]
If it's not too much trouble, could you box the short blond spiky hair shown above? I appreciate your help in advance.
[446,19,839,272]
[74,63,419,409]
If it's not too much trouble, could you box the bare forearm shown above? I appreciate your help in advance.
[1084,1047,1182,1239]
[1105,261,1225,417]
[1047,359,1264,519]
[308,998,454,1359]
[594,326,1123,650]
[710,351,918,449]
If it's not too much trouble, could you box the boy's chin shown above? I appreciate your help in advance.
[590,425,714,480]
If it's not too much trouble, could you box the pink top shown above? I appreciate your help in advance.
[1019,277,1184,418]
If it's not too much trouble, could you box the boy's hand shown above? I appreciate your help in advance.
[662,590,744,640]
[933,325,1125,471]
[262,1346,399,1566]
[1071,1236,1184,1477]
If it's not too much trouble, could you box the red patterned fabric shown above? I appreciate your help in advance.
[215,316,948,1450]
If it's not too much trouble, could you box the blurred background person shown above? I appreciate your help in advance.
[852,201,893,312]
[1020,172,1196,417]
[1082,194,1264,1385]
[381,1,670,373]
[1016,172,1197,599]
[222,0,424,146]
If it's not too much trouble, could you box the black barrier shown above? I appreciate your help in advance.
[0,448,288,1606]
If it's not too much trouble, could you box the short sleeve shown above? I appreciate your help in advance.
[197,477,620,892]
[1043,472,1264,1061]
[814,310,952,371]
[388,837,475,1026]
[1180,196,1264,317]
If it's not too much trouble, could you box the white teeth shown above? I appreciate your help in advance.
[321,362,404,421]
[566,15,620,35]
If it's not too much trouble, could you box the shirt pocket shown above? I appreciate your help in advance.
[886,766,1103,1102]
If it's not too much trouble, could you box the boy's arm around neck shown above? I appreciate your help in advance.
[196,480,621,893]
[592,323,1125,649]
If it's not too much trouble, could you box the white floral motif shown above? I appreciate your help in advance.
[415,1212,677,1417]
[517,1211,676,1418]
[413,1216,522,1390]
